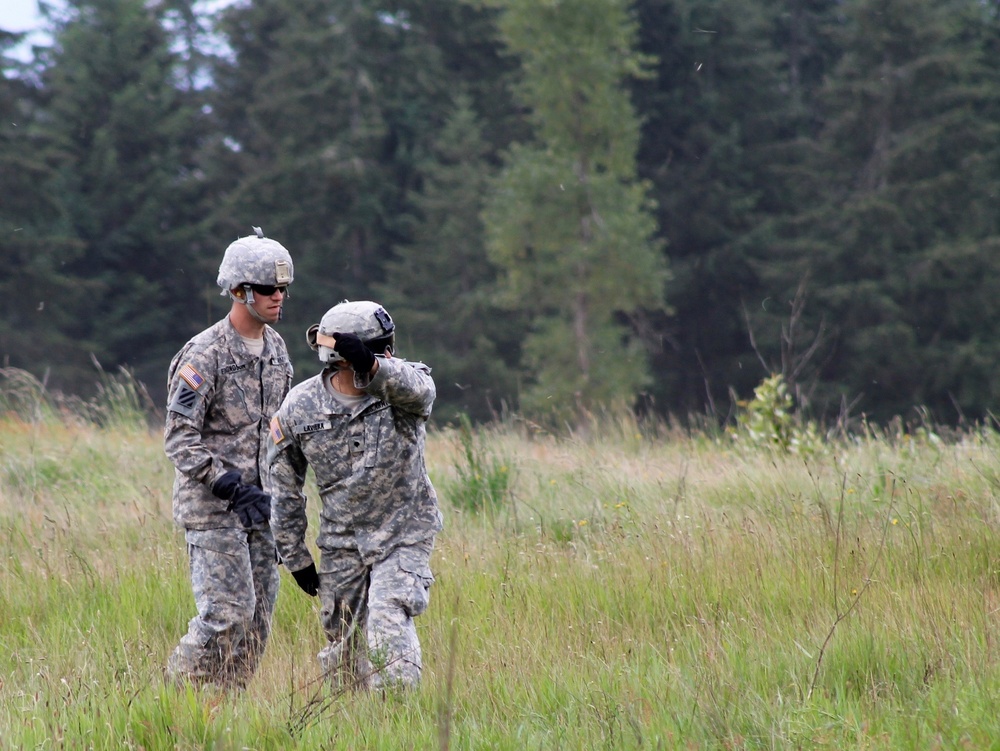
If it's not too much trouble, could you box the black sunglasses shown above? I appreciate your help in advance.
[249,284,288,296]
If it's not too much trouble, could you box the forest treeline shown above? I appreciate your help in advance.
[2,0,999,429]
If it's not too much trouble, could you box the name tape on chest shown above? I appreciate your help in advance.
[293,420,333,436]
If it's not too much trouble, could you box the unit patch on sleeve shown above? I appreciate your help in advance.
[168,381,202,417]
[178,363,205,390]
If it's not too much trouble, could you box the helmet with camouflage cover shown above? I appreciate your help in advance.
[217,227,294,301]
[306,300,395,365]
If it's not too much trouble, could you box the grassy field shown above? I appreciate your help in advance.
[3,376,1000,749]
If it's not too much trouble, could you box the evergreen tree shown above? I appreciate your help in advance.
[630,0,842,421]
[208,0,400,294]
[378,96,523,425]
[205,0,477,377]
[484,0,669,425]
[31,0,207,397]
[201,0,524,390]
[0,29,89,386]
[758,0,1000,422]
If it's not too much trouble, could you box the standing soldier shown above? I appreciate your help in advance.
[164,228,294,689]
[266,300,442,690]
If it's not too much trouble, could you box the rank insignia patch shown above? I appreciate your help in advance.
[178,363,205,390]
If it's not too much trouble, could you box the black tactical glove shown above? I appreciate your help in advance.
[291,562,320,596]
[212,470,271,528]
[332,332,376,375]
[211,470,242,501]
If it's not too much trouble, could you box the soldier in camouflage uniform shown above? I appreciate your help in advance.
[266,300,442,690]
[164,228,294,689]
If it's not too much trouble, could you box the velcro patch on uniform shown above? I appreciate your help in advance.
[220,363,248,375]
[293,420,332,436]
[270,415,286,444]
[168,383,201,417]
[178,363,205,390]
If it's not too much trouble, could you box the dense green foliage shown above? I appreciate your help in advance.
[2,0,1000,427]
[484,0,668,424]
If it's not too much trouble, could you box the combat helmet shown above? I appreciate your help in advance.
[306,300,395,365]
[217,227,294,314]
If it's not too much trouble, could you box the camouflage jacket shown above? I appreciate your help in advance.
[266,357,442,571]
[164,316,293,529]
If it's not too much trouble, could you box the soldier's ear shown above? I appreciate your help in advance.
[232,287,246,300]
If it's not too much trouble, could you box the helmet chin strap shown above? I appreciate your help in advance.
[232,284,276,324]
[246,302,272,324]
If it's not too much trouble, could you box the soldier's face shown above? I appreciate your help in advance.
[249,285,286,323]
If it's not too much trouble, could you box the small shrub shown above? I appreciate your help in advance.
[731,373,823,455]
[445,415,513,514]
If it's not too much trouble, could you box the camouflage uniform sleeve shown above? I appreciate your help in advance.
[265,412,313,571]
[163,345,225,485]
[363,357,436,419]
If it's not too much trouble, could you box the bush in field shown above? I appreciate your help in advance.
[731,373,823,455]
[443,414,513,514]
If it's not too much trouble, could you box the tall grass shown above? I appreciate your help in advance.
[2,383,1000,748]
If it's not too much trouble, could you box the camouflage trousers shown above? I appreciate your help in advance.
[317,539,435,690]
[167,526,279,689]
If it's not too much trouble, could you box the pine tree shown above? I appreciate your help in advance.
[378,96,522,424]
[630,0,843,421]
[483,0,669,426]
[31,0,207,397]
[204,0,480,376]
[759,0,1000,422]
[0,30,89,386]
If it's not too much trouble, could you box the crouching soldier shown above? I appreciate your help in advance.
[266,300,442,689]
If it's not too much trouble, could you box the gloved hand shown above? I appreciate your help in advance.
[332,332,376,375]
[228,485,271,527]
[291,562,320,596]
[211,470,242,501]
[211,470,271,528]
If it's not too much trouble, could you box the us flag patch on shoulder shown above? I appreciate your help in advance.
[270,415,285,443]
[178,363,205,390]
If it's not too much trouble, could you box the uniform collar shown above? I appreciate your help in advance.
[222,316,274,359]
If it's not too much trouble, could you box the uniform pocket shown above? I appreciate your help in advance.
[394,545,435,618]
[185,527,249,556]
[363,410,383,468]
